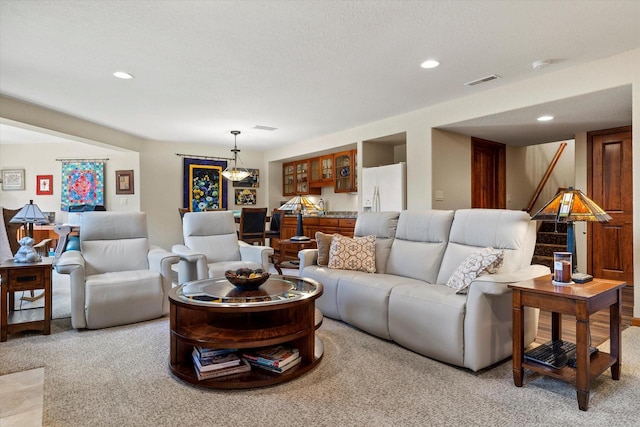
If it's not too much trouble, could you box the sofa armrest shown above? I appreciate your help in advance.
[238,241,274,271]
[469,264,551,295]
[171,244,208,284]
[54,250,88,329]
[148,246,180,276]
[298,248,319,270]
[149,246,180,313]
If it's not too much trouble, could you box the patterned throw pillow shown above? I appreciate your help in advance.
[328,234,376,273]
[446,247,504,294]
[315,231,335,266]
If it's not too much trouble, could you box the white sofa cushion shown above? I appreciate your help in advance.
[436,209,536,285]
[354,211,399,274]
[183,211,241,262]
[85,270,164,329]
[386,210,454,283]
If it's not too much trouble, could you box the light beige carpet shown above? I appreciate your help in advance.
[1,312,639,426]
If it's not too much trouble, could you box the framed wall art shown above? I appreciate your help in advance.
[232,168,260,188]
[115,170,134,194]
[1,169,25,191]
[60,161,105,211]
[183,157,228,211]
[235,188,257,205]
[36,175,53,195]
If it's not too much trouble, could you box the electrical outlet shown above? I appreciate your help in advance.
[435,190,444,201]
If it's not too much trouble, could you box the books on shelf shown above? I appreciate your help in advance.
[194,346,237,359]
[192,349,242,372]
[195,358,251,381]
[247,355,301,374]
[242,345,301,373]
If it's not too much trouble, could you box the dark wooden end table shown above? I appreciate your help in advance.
[273,238,317,274]
[509,274,626,411]
[0,258,53,341]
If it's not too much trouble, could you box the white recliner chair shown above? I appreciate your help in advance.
[172,211,273,284]
[55,212,179,329]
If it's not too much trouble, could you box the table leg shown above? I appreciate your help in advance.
[274,242,285,275]
[43,266,51,335]
[551,311,562,342]
[610,288,622,380]
[1,270,7,342]
[512,289,524,387]
[575,301,590,411]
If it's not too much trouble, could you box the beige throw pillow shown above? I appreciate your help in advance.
[328,234,376,273]
[446,247,504,294]
[315,231,335,266]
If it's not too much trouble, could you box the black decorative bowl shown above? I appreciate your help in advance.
[224,268,270,290]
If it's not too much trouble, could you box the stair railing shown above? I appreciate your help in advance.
[524,142,567,214]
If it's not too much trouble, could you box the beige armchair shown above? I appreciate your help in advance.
[55,212,179,329]
[172,211,273,284]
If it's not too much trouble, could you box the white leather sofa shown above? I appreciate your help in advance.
[172,211,273,284]
[299,209,549,371]
[55,212,179,329]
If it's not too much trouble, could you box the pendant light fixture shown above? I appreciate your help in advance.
[221,130,251,181]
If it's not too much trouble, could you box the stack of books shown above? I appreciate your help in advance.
[242,345,301,374]
[192,347,250,380]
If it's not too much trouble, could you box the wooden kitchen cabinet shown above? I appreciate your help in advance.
[310,155,334,187]
[283,162,296,196]
[273,216,357,259]
[283,160,321,196]
[334,150,357,193]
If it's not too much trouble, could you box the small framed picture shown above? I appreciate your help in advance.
[116,170,134,194]
[235,188,257,205]
[36,175,53,195]
[1,169,25,191]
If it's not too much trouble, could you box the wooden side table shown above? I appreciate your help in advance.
[273,239,317,275]
[509,274,626,411]
[0,258,53,341]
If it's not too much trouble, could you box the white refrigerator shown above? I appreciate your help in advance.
[361,163,406,212]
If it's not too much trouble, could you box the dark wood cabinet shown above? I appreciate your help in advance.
[334,150,357,193]
[282,160,321,196]
[282,150,355,196]
[274,216,356,258]
[310,155,334,188]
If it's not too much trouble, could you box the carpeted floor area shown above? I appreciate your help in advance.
[1,271,639,426]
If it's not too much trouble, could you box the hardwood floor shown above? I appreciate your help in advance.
[535,285,634,347]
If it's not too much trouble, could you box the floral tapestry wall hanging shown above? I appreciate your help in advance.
[61,161,105,211]
[183,158,228,211]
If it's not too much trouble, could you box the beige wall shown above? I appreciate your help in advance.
[0,141,140,222]
[1,48,638,317]
[431,129,471,209]
[506,140,575,213]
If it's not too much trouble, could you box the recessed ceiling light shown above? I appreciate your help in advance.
[537,115,554,122]
[420,59,440,69]
[113,71,134,79]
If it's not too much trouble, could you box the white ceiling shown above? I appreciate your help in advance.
[1,1,638,150]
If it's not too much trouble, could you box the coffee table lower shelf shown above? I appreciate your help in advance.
[170,337,323,389]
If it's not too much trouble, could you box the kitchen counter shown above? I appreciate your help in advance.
[283,211,358,219]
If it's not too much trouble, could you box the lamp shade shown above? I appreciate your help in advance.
[9,200,49,225]
[277,195,320,241]
[278,196,320,213]
[530,188,611,223]
[222,130,251,181]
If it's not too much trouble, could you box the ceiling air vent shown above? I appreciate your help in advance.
[253,125,278,131]
[464,74,500,86]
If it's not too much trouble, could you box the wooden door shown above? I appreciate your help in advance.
[588,126,633,284]
[471,137,506,208]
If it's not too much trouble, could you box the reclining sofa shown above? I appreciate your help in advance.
[299,209,549,371]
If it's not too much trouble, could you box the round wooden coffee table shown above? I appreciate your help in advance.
[168,275,323,389]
